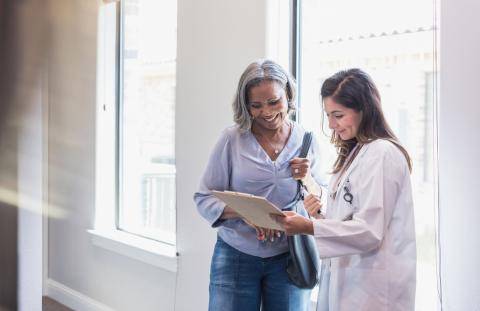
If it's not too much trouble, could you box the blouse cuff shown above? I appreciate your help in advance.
[209,202,227,228]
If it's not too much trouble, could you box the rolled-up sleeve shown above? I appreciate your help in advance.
[193,130,232,227]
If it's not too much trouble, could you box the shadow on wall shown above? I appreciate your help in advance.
[0,203,18,311]
[0,0,49,309]
[0,1,19,309]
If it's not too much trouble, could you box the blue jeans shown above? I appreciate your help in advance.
[209,237,311,311]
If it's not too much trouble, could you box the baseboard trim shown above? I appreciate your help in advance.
[46,279,115,311]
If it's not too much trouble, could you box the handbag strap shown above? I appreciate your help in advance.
[294,132,313,203]
[299,132,313,158]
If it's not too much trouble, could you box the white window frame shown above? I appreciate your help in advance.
[89,1,177,272]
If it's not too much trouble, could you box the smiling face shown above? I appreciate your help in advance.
[324,97,362,140]
[248,80,289,131]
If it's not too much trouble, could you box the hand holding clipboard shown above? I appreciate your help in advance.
[212,190,285,231]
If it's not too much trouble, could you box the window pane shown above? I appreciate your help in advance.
[119,0,176,244]
[299,1,438,309]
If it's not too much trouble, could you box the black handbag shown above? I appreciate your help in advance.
[284,132,320,289]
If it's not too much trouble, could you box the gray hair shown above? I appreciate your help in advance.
[233,59,297,132]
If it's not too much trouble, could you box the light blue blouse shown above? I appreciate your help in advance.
[194,122,324,258]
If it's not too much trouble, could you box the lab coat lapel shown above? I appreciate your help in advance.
[335,143,371,197]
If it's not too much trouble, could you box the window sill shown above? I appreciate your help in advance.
[88,229,178,272]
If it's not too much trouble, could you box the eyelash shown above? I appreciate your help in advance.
[250,100,280,109]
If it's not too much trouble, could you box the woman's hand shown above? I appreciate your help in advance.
[222,207,282,241]
[304,194,324,218]
[290,157,310,180]
[244,219,282,242]
[271,211,314,236]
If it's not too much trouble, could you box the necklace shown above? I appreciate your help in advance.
[252,122,292,155]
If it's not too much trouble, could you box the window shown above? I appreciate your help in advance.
[117,0,177,245]
[295,0,439,309]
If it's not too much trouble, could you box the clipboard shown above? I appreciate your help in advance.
[212,190,285,231]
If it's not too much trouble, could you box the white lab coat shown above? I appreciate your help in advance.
[314,139,416,311]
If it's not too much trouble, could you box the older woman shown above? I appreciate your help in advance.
[194,59,324,311]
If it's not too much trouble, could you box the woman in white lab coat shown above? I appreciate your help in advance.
[274,68,416,310]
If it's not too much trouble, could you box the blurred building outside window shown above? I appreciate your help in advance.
[118,0,177,245]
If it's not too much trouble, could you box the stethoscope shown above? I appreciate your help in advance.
[343,179,353,205]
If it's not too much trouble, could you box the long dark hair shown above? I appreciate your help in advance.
[321,68,412,173]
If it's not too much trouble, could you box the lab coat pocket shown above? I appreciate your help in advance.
[337,267,388,310]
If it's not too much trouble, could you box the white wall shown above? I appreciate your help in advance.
[46,0,270,310]
[439,0,480,309]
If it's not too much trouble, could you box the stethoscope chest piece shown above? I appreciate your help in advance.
[343,179,353,204]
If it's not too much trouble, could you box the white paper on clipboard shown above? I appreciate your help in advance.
[212,190,285,231]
